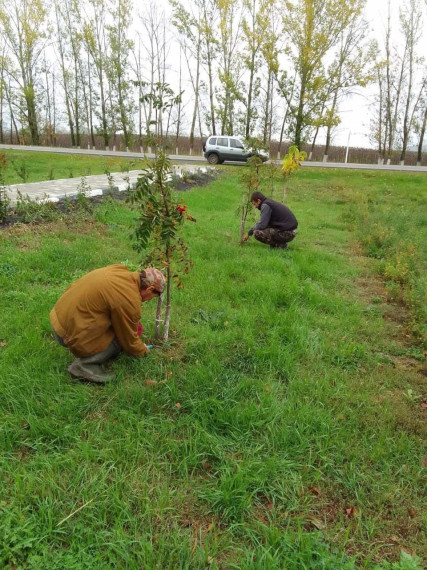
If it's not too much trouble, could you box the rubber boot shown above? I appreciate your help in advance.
[68,359,113,384]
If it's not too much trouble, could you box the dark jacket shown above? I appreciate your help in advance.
[248,197,298,235]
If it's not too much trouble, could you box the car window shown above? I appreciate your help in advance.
[217,137,229,147]
[230,138,244,149]
[209,137,217,145]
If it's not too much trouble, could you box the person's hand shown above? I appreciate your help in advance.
[243,233,249,241]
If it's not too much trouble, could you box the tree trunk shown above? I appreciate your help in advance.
[416,105,427,165]
[155,293,163,338]
[163,262,172,342]
[294,81,306,149]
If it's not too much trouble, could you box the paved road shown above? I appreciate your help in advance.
[1,143,427,173]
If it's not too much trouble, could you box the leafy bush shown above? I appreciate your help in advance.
[14,192,59,224]
[0,187,10,224]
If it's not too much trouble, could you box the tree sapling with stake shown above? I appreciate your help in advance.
[128,150,195,341]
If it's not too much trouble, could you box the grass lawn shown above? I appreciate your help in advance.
[0,150,140,185]
[0,165,426,569]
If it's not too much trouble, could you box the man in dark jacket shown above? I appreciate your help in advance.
[243,191,298,249]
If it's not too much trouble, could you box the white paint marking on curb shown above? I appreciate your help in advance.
[87,189,103,197]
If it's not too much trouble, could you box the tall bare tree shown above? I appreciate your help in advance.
[106,0,134,149]
[216,0,244,135]
[169,0,204,152]
[83,0,111,148]
[322,1,374,160]
[398,0,425,164]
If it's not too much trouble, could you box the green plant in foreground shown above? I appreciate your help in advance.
[11,159,30,182]
[128,150,195,340]
[75,177,92,211]
[0,187,9,223]
[0,153,10,223]
[238,155,263,244]
[14,191,59,223]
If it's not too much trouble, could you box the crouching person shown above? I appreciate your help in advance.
[243,191,298,249]
[50,265,165,384]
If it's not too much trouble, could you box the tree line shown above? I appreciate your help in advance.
[0,0,425,163]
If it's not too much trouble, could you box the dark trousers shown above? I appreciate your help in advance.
[52,330,122,364]
[254,227,297,247]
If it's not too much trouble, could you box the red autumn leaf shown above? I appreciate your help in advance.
[145,380,157,386]
[408,508,416,518]
[310,487,321,496]
[345,506,360,518]
[337,413,345,421]
[167,371,173,376]
[186,215,196,222]
[266,502,273,510]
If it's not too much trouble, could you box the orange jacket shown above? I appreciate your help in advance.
[50,265,149,358]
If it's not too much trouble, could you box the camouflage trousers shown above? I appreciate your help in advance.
[253,227,298,248]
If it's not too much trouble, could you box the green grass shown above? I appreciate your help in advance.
[0,166,426,569]
[0,150,141,184]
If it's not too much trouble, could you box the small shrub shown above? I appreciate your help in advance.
[75,177,92,212]
[0,187,9,223]
[11,159,29,182]
[14,192,59,224]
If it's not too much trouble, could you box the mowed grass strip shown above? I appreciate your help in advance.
[0,167,425,569]
[0,150,143,184]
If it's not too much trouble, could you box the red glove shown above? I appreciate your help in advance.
[137,322,143,337]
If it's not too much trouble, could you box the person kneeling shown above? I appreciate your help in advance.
[50,265,165,384]
[243,191,298,249]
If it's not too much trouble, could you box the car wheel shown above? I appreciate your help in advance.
[208,153,219,165]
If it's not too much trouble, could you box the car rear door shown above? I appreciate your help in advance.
[216,137,230,161]
[229,138,247,161]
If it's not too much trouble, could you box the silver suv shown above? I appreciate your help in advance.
[203,135,268,164]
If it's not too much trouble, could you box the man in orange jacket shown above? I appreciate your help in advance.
[50,265,165,383]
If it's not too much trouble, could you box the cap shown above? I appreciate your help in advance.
[142,268,165,293]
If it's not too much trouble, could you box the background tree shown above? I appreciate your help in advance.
[83,0,111,148]
[281,0,366,149]
[170,0,204,153]
[398,0,425,164]
[106,0,134,150]
[322,2,374,160]
[414,98,427,165]
[216,0,244,135]
[0,0,48,145]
